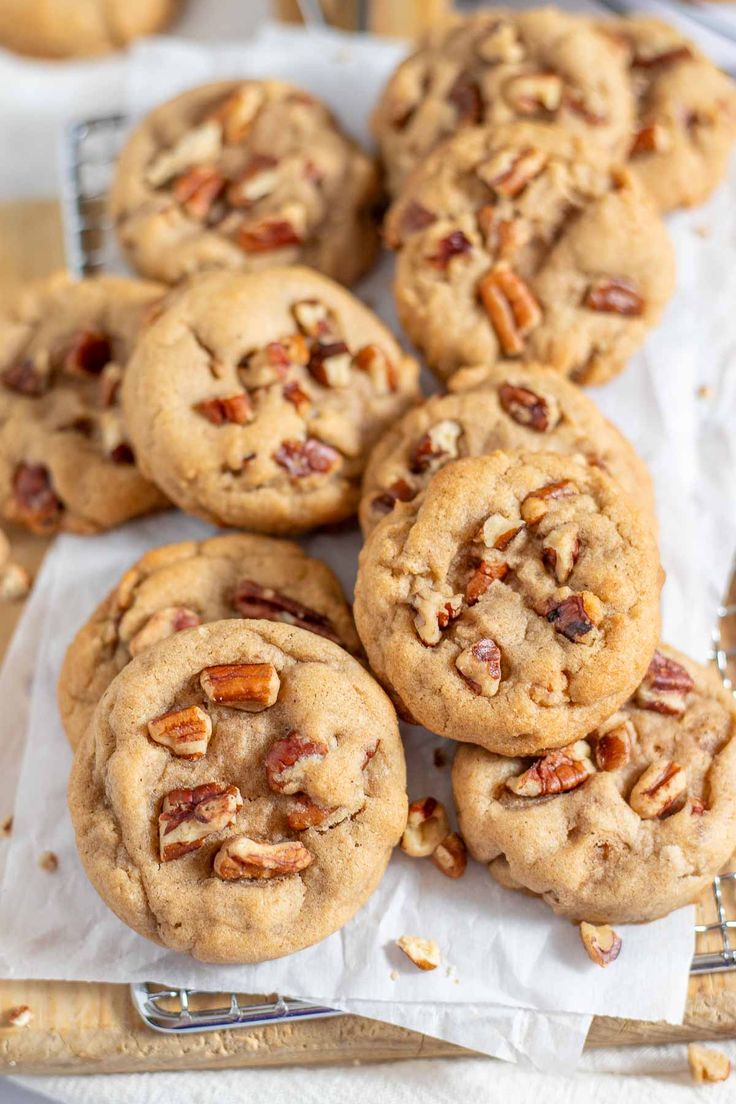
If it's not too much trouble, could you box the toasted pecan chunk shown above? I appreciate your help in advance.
[194,393,253,425]
[200,662,280,711]
[158,782,242,861]
[214,835,313,879]
[478,266,542,355]
[148,704,212,760]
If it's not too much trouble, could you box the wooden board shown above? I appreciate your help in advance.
[0,190,735,1074]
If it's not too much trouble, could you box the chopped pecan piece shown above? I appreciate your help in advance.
[200,662,280,711]
[173,165,225,219]
[6,1005,33,1028]
[504,73,563,115]
[148,704,212,760]
[241,335,309,386]
[476,21,524,63]
[353,344,398,394]
[159,782,242,861]
[688,1043,732,1084]
[12,463,62,533]
[478,266,542,355]
[476,205,523,257]
[635,650,694,716]
[215,85,265,143]
[544,593,600,642]
[499,382,558,432]
[630,122,670,157]
[396,934,441,971]
[39,850,58,872]
[507,740,595,797]
[563,89,608,125]
[291,299,339,340]
[432,832,468,879]
[308,341,352,387]
[99,363,123,407]
[594,715,633,772]
[447,72,482,123]
[146,121,222,188]
[401,797,450,858]
[466,559,508,604]
[427,230,472,270]
[584,278,643,317]
[265,731,329,793]
[282,379,311,414]
[274,437,340,478]
[477,147,547,199]
[579,921,622,967]
[371,477,417,516]
[411,585,462,646]
[387,199,437,247]
[194,393,253,425]
[541,527,580,584]
[63,330,112,376]
[129,606,201,657]
[227,154,279,207]
[286,795,337,830]
[456,638,502,696]
[632,45,693,69]
[233,579,340,642]
[520,480,577,525]
[410,420,462,474]
[237,210,304,253]
[629,759,687,819]
[2,358,47,396]
[214,835,313,880]
[481,513,524,549]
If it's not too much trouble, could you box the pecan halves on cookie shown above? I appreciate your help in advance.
[148,704,213,760]
[628,759,687,819]
[543,593,601,643]
[173,165,226,220]
[478,147,548,198]
[506,740,595,797]
[465,559,509,605]
[200,662,280,711]
[286,795,338,830]
[478,266,542,356]
[193,393,253,425]
[265,731,329,794]
[129,606,201,658]
[291,299,340,341]
[635,650,694,716]
[583,278,644,317]
[11,463,63,534]
[274,438,341,478]
[498,382,559,432]
[158,782,242,861]
[214,835,313,880]
[307,341,352,388]
[226,155,279,207]
[410,420,462,474]
[456,638,502,696]
[236,211,304,253]
[594,715,633,772]
[520,480,577,525]
[233,579,340,643]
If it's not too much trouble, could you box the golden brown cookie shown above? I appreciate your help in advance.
[0,0,177,58]
[58,533,361,749]
[453,646,736,923]
[111,80,381,287]
[385,122,675,384]
[354,451,662,755]
[359,361,656,535]
[0,273,168,535]
[122,267,420,535]
[68,619,407,963]
[373,7,635,195]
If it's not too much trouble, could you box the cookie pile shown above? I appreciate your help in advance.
[37,14,736,966]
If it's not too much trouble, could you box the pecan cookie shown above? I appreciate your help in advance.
[385,122,675,384]
[110,80,380,287]
[372,8,634,195]
[68,620,407,963]
[453,646,736,923]
[122,268,420,534]
[0,273,168,535]
[58,533,360,749]
[0,0,177,58]
[354,451,662,755]
[600,17,736,212]
[359,361,655,536]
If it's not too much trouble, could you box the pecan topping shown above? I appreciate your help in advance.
[630,123,670,157]
[353,344,397,394]
[214,835,313,880]
[507,740,595,797]
[594,715,633,772]
[447,72,482,123]
[481,513,525,550]
[274,437,340,478]
[286,795,337,830]
[2,358,47,396]
[173,165,225,219]
[63,330,112,376]
[499,382,558,432]
[12,463,62,533]
[427,230,472,270]
[410,420,462,474]
[401,797,450,858]
[520,480,577,525]
[387,200,437,247]
[411,585,462,646]
[583,278,644,316]
[629,760,687,819]
[148,704,212,760]
[265,730,329,793]
[226,154,279,207]
[200,662,280,711]
[432,832,468,879]
[241,335,309,386]
[478,266,542,355]
[283,379,311,414]
[456,638,502,696]
[580,922,622,967]
[543,593,600,642]
[308,341,352,387]
[215,85,264,143]
[99,363,123,407]
[632,45,693,69]
[466,559,508,604]
[145,120,222,188]
[233,579,340,642]
[688,1043,732,1085]
[504,73,563,115]
[291,299,339,340]
[371,477,417,516]
[158,782,242,861]
[6,1005,33,1028]
[129,606,201,657]
[237,212,304,253]
[635,650,694,716]
[194,393,253,425]
[541,527,580,584]
[396,934,441,971]
[476,205,522,257]
[477,147,547,198]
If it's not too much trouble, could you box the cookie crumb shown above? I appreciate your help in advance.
[6,1005,32,1028]
[688,1042,731,1083]
[396,934,441,971]
[1,815,11,837]
[39,850,58,873]
[389,969,399,981]
[696,384,713,400]
[694,225,711,239]
[433,747,447,769]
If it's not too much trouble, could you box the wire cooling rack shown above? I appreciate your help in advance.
[59,111,736,1036]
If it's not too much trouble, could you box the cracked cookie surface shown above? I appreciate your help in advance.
[373,8,634,195]
[453,646,736,922]
[600,16,736,212]
[122,267,419,534]
[68,619,406,963]
[354,451,661,754]
[0,273,169,535]
[58,533,361,749]
[359,360,656,536]
[385,122,675,384]
[111,79,380,287]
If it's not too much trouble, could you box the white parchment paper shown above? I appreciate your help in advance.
[1,20,736,1070]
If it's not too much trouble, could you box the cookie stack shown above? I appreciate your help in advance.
[9,8,730,967]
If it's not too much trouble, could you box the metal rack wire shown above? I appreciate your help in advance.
[60,111,736,1036]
